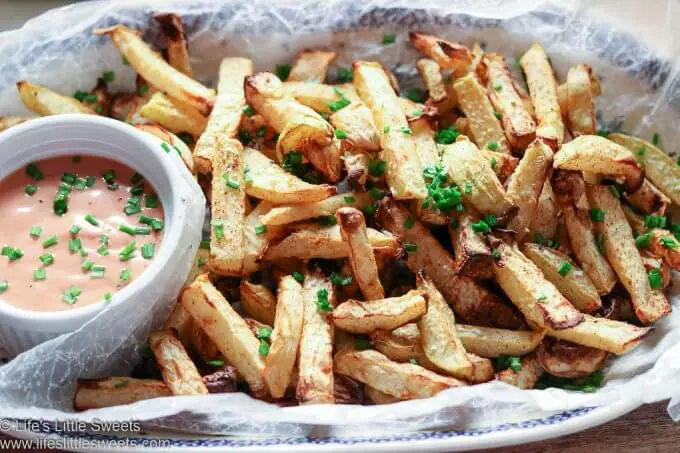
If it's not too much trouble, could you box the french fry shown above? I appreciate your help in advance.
[95,25,215,115]
[353,61,428,200]
[140,92,207,137]
[243,147,336,204]
[336,207,385,300]
[297,269,335,404]
[260,192,371,226]
[490,238,584,330]
[90,78,112,116]
[191,321,222,362]
[537,339,607,379]
[554,135,644,192]
[564,64,596,136]
[410,118,448,225]
[365,386,402,404]
[496,352,544,389]
[244,317,272,337]
[344,150,370,189]
[551,170,618,295]
[621,203,647,235]
[74,378,171,411]
[505,139,553,240]
[181,274,266,393]
[288,49,337,82]
[243,201,284,274]
[0,116,31,133]
[520,43,564,149]
[17,81,96,116]
[110,93,142,122]
[481,149,519,184]
[453,73,511,153]
[334,348,466,399]
[440,137,515,219]
[479,53,536,150]
[641,254,672,289]
[154,13,193,77]
[330,102,381,151]
[586,184,671,324]
[416,58,447,103]
[263,224,398,261]
[625,179,670,215]
[331,290,426,334]
[163,302,194,349]
[449,213,494,279]
[148,330,209,395]
[240,281,277,326]
[521,243,601,314]
[194,57,253,174]
[409,32,473,76]
[133,123,193,171]
[265,276,305,398]
[646,229,680,271]
[283,82,361,113]
[529,180,560,241]
[455,324,545,358]
[307,137,344,183]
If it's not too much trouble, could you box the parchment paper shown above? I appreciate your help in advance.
[1,0,680,437]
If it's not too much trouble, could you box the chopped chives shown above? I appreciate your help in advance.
[589,209,605,222]
[84,214,99,226]
[212,220,225,239]
[74,177,88,190]
[335,129,348,140]
[29,226,43,238]
[7,248,23,261]
[464,183,473,194]
[119,241,137,260]
[69,225,81,236]
[222,173,240,190]
[102,70,115,83]
[256,126,267,138]
[130,185,145,196]
[104,292,113,303]
[138,84,149,96]
[368,159,386,177]
[558,262,572,277]
[26,163,44,180]
[403,216,415,229]
[243,105,255,117]
[99,235,109,245]
[139,215,164,231]
[652,133,660,146]
[33,268,47,281]
[660,236,679,249]
[472,220,490,233]
[197,256,206,268]
[63,286,82,305]
[97,244,110,256]
[40,253,54,266]
[91,265,106,278]
[330,272,353,286]
[369,187,385,199]
[293,271,304,283]
[53,192,68,216]
[485,214,498,227]
[61,172,76,185]
[644,215,667,229]
[255,224,268,235]
[102,169,116,183]
[58,182,72,194]
[609,185,621,199]
[595,233,606,256]
[648,269,663,289]
[635,232,652,248]
[85,176,96,188]
[491,249,501,260]
[141,243,155,259]
[494,84,503,91]
[403,243,418,252]
[119,224,136,236]
[316,288,332,312]
[401,126,413,135]
[161,142,171,153]
[0,281,7,293]
[42,235,58,248]
[494,112,502,120]
[144,194,159,208]
[207,359,225,367]
[276,64,292,81]
[362,202,379,216]
[81,258,94,271]
[199,239,210,250]
[382,34,397,45]
[120,268,131,282]
[344,195,355,203]
[490,156,498,170]
[124,204,142,216]
[409,358,418,365]
[131,172,144,184]
[25,184,38,196]
[134,226,151,235]
[384,125,391,133]
[337,67,353,83]
[259,340,270,356]
[487,142,499,151]
[68,238,83,254]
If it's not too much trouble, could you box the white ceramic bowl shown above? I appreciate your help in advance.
[0,114,204,356]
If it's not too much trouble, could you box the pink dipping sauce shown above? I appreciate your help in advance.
[0,155,164,311]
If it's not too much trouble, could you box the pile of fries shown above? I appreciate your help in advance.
[5,14,676,410]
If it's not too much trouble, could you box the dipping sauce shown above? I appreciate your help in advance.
[0,155,164,311]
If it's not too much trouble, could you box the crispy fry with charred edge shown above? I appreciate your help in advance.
[537,338,607,378]
[453,74,511,154]
[547,314,651,355]
[416,58,448,103]
[563,64,596,136]
[625,179,670,215]
[288,49,337,82]
[376,200,524,329]
[353,61,428,200]
[240,281,277,326]
[334,348,467,399]
[490,238,584,330]
[194,57,252,174]
[17,81,96,116]
[208,138,246,276]
[554,135,644,192]
[481,149,519,184]
[243,147,336,204]
[244,72,333,161]
[140,92,207,137]
[440,137,515,219]
[409,32,473,76]
[149,330,209,395]
[154,13,193,77]
[336,207,385,300]
[297,268,335,404]
[133,123,193,171]
[331,290,426,334]
[74,378,172,411]
[417,274,473,379]
[265,276,304,398]
[411,118,448,225]
[95,25,215,115]
[478,53,536,150]
[551,170,618,295]
[449,214,494,279]
[520,43,564,150]
[529,180,560,241]
[263,224,398,261]
[521,243,601,314]
[365,386,402,404]
[261,192,371,226]
[586,184,671,324]
[0,116,31,132]
[496,352,544,389]
[506,139,553,241]
[181,274,266,393]
[609,133,680,205]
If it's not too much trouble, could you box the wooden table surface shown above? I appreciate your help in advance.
[0,401,675,452]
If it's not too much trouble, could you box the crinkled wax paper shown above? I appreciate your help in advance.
[1,0,680,437]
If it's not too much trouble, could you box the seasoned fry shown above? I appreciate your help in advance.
[283,82,361,113]
[243,147,336,204]
[410,118,448,225]
[554,135,644,192]
[0,116,31,132]
[455,324,545,358]
[95,25,215,115]
[331,290,426,334]
[537,339,606,379]
[453,73,511,153]
[330,102,381,151]
[154,13,193,77]
[586,184,671,324]
[133,123,193,171]
[547,314,650,355]
[505,139,553,240]
[343,150,370,189]
[365,386,402,404]
[261,192,371,226]
[496,352,544,389]
[288,49,337,82]
[481,149,519,184]
[479,53,536,150]
[181,274,266,393]
[564,64,596,136]
[440,137,515,218]
[240,281,277,326]
[520,43,564,149]
[265,276,304,398]
[449,214,494,279]
[353,61,427,200]
[297,269,335,404]
[74,378,171,411]
[17,81,96,116]
[307,137,344,183]
[191,321,221,362]
[551,170,618,295]
[409,32,473,76]
[529,180,560,241]
[490,239,584,330]
[140,92,207,137]
[416,58,447,103]
[242,201,283,275]
[334,348,466,399]
[149,330,209,395]
[625,179,670,215]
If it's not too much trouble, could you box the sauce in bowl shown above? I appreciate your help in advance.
[0,155,164,311]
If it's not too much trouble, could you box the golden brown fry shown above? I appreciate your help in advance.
[621,204,648,236]
[410,118,448,225]
[242,201,283,275]
[331,102,381,151]
[353,61,427,200]
[140,92,207,137]
[416,58,448,103]
[336,207,385,300]
[133,123,193,171]
[587,184,671,324]
[282,82,361,113]
[74,378,171,411]
[154,13,193,77]
[307,137,344,183]
[331,290,426,334]
[547,314,650,355]
[537,339,607,379]
[481,149,519,184]
[564,64,596,136]
[449,214,494,279]
[409,32,473,76]
[261,192,371,226]
[163,302,195,349]
[149,330,209,395]
[95,25,214,115]
[496,352,544,389]
[625,179,670,215]
[240,281,277,326]
[455,324,545,358]
[529,180,560,241]
[288,49,337,82]
[0,116,31,132]
[17,81,96,116]
[520,43,564,149]
[343,150,370,189]
[191,321,221,362]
